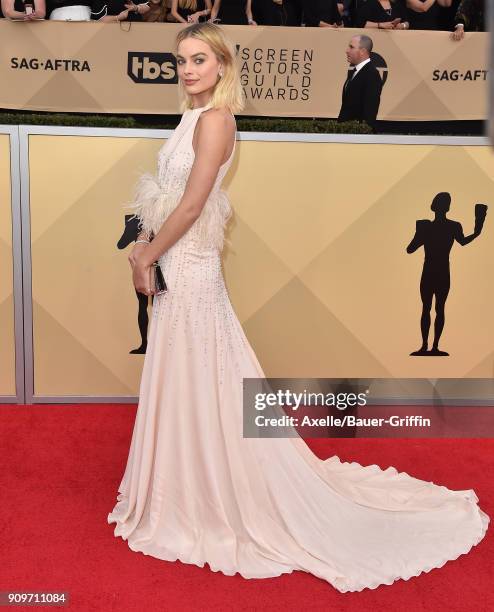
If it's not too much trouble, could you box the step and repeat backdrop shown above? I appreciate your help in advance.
[0,134,16,397]
[0,21,487,121]
[23,133,493,398]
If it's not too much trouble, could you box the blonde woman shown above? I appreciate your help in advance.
[107,22,489,593]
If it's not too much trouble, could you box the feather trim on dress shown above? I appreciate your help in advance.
[124,173,232,249]
[193,189,232,250]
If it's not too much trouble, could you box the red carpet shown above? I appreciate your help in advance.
[1,404,492,612]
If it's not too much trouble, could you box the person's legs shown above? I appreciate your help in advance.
[431,278,450,355]
[410,271,433,355]
[418,276,433,351]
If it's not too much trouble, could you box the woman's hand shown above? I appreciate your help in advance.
[451,24,465,41]
[24,9,41,19]
[129,243,154,295]
[132,259,154,296]
[116,8,130,20]
[128,242,149,267]
[187,11,201,22]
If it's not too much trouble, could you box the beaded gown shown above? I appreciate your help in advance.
[107,104,489,593]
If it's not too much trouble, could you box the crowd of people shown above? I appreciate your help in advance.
[0,0,486,37]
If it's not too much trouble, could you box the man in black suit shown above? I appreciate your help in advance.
[337,35,382,129]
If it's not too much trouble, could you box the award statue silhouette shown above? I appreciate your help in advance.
[117,215,154,354]
[406,192,487,356]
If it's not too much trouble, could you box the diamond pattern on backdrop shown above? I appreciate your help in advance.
[27,136,494,396]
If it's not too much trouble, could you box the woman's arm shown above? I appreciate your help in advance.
[406,0,435,13]
[137,229,152,242]
[202,0,212,18]
[129,230,153,262]
[30,0,46,18]
[187,0,212,23]
[210,0,220,21]
[454,0,476,28]
[124,1,151,16]
[170,0,187,22]
[1,0,29,19]
[246,0,256,24]
[136,2,150,15]
[451,0,470,39]
[100,9,130,21]
[131,110,235,294]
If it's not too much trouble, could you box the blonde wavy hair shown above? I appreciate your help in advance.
[175,23,245,114]
[178,0,198,9]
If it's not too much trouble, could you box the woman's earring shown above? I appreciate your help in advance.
[218,69,223,78]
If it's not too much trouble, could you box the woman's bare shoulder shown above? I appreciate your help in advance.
[203,104,234,116]
[198,106,236,136]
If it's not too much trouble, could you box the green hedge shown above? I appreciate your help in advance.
[0,111,372,134]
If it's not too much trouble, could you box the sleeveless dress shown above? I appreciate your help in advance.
[107,104,489,593]
[216,0,248,24]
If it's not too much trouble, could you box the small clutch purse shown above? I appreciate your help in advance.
[152,262,167,295]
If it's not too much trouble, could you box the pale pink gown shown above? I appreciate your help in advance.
[107,104,489,593]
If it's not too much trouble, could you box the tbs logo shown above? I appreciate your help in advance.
[128,52,178,84]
